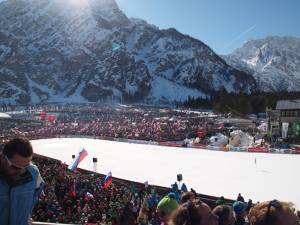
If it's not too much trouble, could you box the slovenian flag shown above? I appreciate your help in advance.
[68,149,88,172]
[103,171,112,189]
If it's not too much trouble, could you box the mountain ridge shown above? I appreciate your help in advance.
[0,0,256,105]
[223,35,300,92]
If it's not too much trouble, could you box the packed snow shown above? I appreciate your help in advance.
[148,76,206,102]
[32,138,300,209]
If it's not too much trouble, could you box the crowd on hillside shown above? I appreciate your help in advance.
[2,107,299,224]
[31,155,300,225]
[1,107,217,144]
[32,155,162,224]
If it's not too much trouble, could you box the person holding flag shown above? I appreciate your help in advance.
[69,179,76,198]
[103,171,112,189]
[68,148,88,173]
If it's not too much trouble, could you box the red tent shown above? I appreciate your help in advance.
[47,115,57,123]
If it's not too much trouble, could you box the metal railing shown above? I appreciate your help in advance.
[33,223,76,225]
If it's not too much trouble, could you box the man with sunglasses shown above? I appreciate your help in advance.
[0,137,44,225]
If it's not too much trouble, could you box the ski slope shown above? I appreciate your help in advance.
[31,138,300,209]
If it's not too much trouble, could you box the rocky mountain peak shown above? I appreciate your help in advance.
[224,36,300,92]
[0,0,256,105]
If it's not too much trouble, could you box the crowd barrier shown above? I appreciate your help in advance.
[28,135,300,155]
[191,143,207,149]
[206,145,221,151]
[229,146,247,152]
[270,148,287,154]
[247,147,270,153]
[33,223,76,225]
[292,149,300,154]
[116,138,159,146]
[158,142,184,148]
[56,135,159,146]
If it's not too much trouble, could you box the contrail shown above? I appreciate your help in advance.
[223,24,257,50]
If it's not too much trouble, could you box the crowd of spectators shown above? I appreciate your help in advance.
[1,107,215,144]
[1,106,299,225]
[30,155,300,225]
[32,155,163,224]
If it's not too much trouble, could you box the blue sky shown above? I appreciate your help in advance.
[116,0,300,54]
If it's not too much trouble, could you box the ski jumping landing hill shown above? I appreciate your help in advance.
[32,138,300,209]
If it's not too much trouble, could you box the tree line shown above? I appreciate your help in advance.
[183,91,300,115]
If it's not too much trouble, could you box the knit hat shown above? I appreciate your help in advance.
[233,201,247,214]
[157,193,179,214]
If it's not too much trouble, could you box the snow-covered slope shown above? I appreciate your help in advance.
[32,138,300,209]
[0,0,256,105]
[224,36,300,92]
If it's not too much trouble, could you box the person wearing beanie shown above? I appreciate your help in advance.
[157,193,179,225]
[246,199,253,212]
[216,196,226,206]
[233,201,248,225]
[237,193,245,202]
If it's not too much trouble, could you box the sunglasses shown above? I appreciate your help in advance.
[4,155,29,170]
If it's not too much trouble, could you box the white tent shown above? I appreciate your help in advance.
[230,130,253,147]
[0,112,11,119]
[209,133,229,146]
[257,122,268,133]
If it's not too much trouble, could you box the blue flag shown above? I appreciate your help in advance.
[181,183,188,192]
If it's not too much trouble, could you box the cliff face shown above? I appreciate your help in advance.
[0,0,256,105]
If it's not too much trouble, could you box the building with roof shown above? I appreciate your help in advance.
[276,100,300,121]
[273,100,300,142]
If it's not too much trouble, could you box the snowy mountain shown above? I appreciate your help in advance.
[224,36,300,92]
[0,0,256,105]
